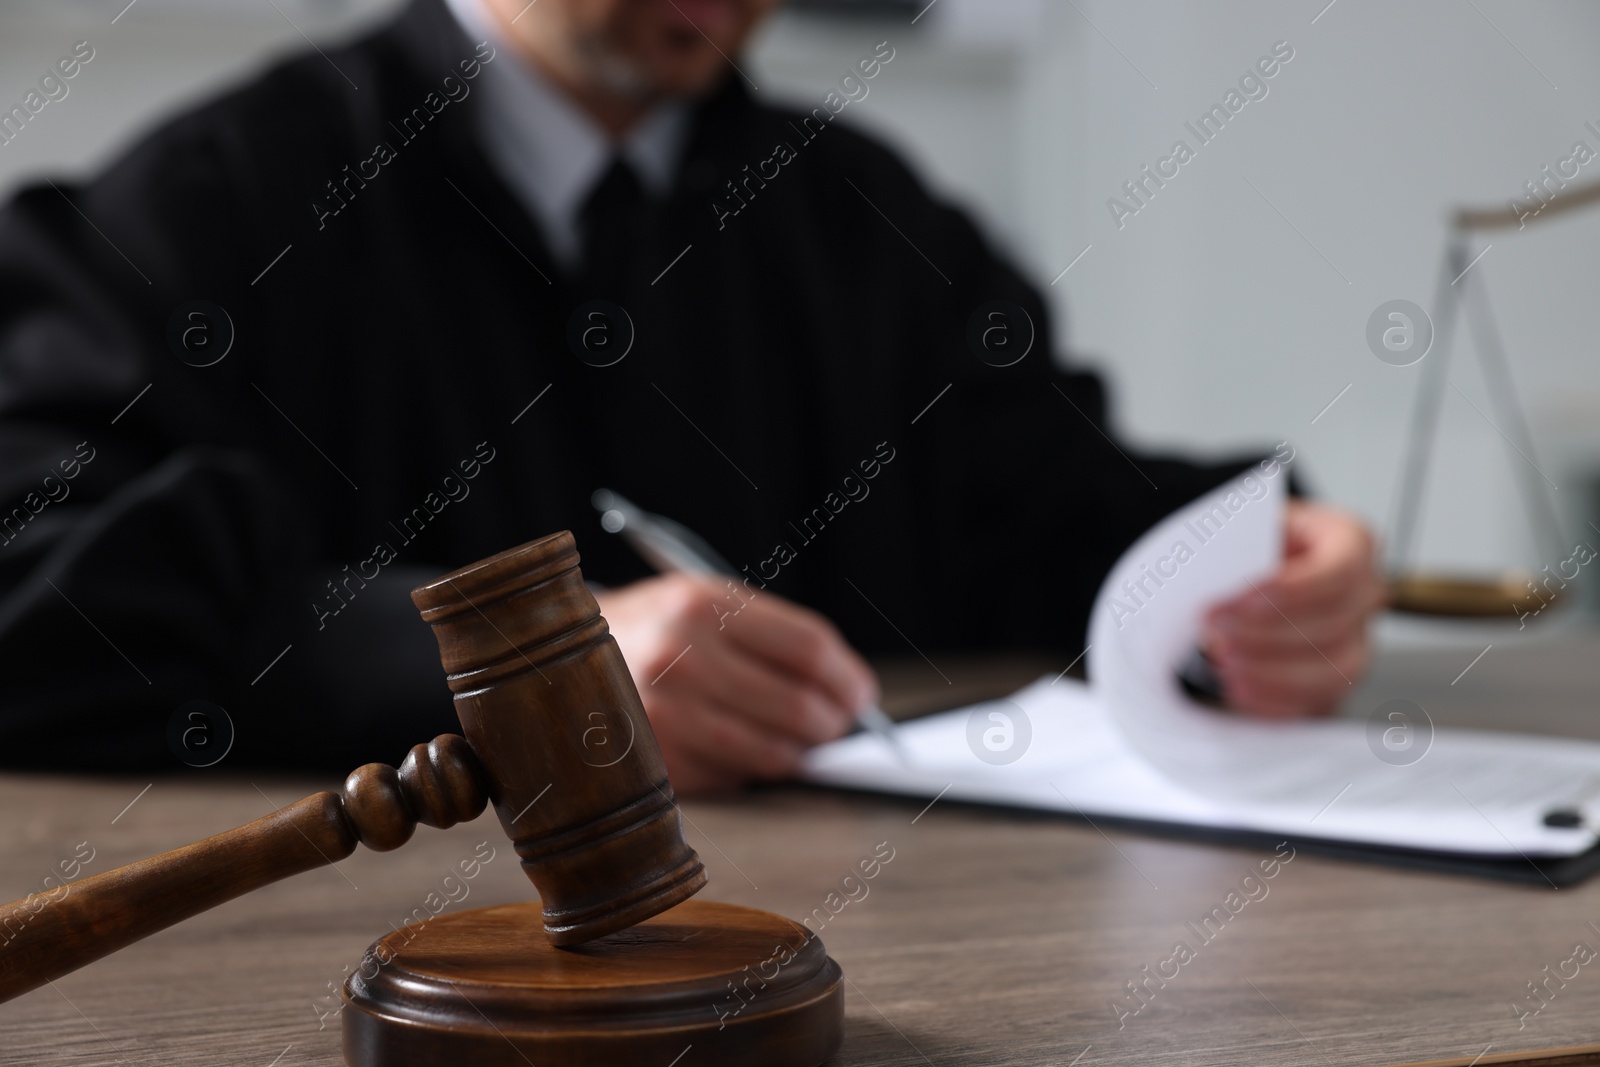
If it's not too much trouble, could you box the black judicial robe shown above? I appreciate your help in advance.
[0,0,1255,771]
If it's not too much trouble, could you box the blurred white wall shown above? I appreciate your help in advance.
[0,0,396,181]
[4,0,1599,575]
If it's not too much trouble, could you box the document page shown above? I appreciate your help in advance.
[803,469,1600,858]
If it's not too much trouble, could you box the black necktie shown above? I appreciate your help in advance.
[578,156,645,299]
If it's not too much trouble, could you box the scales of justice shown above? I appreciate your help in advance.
[1385,176,1600,619]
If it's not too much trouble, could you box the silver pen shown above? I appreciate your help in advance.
[592,489,910,765]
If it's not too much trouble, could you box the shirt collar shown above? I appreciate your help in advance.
[441,0,689,266]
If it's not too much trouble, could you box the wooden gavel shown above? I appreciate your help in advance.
[0,532,707,1003]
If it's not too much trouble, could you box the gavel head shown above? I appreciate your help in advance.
[411,532,706,946]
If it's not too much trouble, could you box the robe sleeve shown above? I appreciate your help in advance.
[0,121,452,773]
[815,129,1269,656]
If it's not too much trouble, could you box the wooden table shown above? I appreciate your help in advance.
[4,629,1600,1067]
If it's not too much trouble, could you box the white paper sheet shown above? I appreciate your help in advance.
[803,470,1600,858]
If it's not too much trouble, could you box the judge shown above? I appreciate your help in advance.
[0,0,1383,792]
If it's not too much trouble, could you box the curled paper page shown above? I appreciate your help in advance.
[1088,465,1600,852]
[1084,458,1361,799]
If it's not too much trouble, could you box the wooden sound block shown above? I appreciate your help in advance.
[341,898,844,1067]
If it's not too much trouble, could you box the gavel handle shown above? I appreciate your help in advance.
[0,793,359,1001]
[0,735,487,1004]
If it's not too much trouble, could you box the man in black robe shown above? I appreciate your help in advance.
[0,0,1382,792]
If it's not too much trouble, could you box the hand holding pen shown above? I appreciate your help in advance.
[587,490,908,794]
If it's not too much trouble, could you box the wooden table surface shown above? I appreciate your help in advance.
[5,626,1600,1067]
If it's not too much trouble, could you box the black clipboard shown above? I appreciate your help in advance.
[794,782,1600,887]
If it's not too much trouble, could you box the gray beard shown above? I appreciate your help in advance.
[577,37,655,101]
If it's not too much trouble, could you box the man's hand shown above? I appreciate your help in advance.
[1201,499,1386,718]
[595,574,878,795]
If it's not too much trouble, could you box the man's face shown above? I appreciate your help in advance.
[522,0,781,99]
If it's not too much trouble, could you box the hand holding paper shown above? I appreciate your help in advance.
[1203,497,1385,719]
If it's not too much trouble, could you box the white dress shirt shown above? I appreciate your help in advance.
[440,0,691,269]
